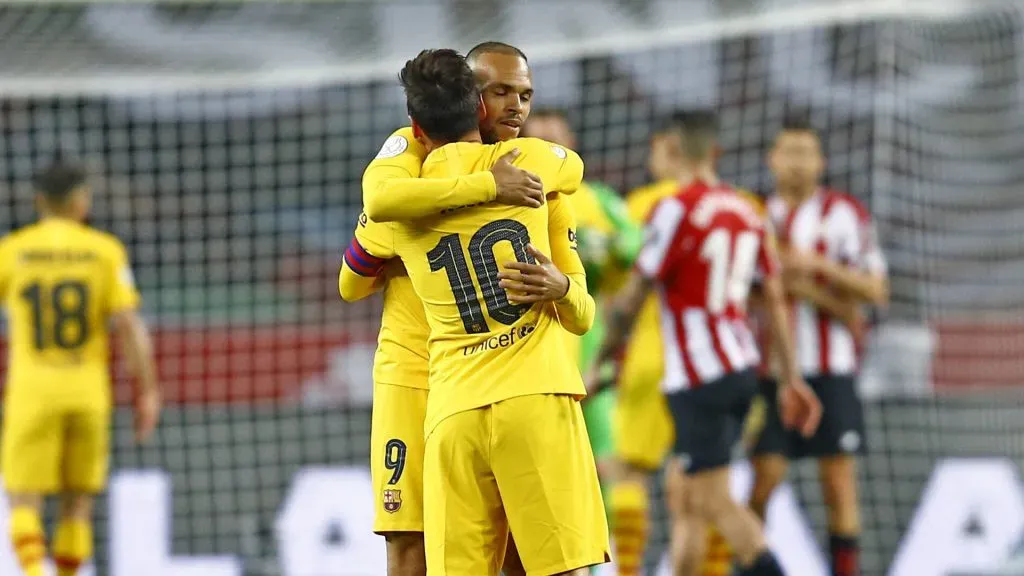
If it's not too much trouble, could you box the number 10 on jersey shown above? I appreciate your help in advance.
[427,219,534,335]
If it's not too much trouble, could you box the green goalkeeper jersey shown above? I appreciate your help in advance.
[567,181,643,370]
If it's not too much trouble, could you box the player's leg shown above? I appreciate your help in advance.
[6,493,46,576]
[806,376,866,576]
[747,378,791,523]
[610,385,672,576]
[667,370,784,576]
[370,383,429,576]
[422,406,509,576]
[53,494,95,576]
[664,458,706,576]
[502,534,526,576]
[3,401,61,576]
[494,394,611,576]
[58,406,112,576]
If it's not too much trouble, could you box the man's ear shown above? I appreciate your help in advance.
[410,120,425,144]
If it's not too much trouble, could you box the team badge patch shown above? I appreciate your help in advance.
[550,145,567,159]
[375,135,409,159]
[382,489,402,513]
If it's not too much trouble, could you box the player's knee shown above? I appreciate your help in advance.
[59,494,95,521]
[685,469,733,522]
[750,456,787,508]
[383,532,426,576]
[502,534,526,576]
[819,456,858,507]
[7,493,43,512]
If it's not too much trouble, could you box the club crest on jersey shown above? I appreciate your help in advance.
[550,145,567,159]
[382,489,402,513]
[375,135,409,159]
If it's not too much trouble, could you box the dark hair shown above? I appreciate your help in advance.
[34,155,87,204]
[466,41,528,64]
[779,113,818,137]
[653,109,719,159]
[399,49,481,144]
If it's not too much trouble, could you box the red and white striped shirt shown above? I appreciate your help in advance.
[764,188,887,377]
[637,180,778,393]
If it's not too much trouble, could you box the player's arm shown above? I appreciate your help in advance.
[338,214,396,302]
[759,231,803,391]
[545,194,594,335]
[760,230,822,437]
[497,196,595,335]
[589,198,682,393]
[107,245,160,443]
[802,211,888,306]
[784,278,862,333]
[363,130,542,222]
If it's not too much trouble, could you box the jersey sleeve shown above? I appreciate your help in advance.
[552,146,584,195]
[108,241,141,313]
[837,201,887,276]
[546,194,585,277]
[635,197,685,281]
[757,221,781,280]
[362,127,497,222]
[344,212,396,277]
[509,138,584,196]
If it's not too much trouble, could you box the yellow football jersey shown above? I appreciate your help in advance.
[357,137,587,434]
[354,128,434,390]
[0,219,139,396]
[348,128,583,390]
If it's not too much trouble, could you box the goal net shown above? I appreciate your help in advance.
[0,1,1023,574]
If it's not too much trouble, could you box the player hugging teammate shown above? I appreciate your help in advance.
[341,44,610,575]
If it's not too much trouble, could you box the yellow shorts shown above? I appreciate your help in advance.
[370,382,428,534]
[2,399,110,495]
[423,394,610,576]
[615,349,674,471]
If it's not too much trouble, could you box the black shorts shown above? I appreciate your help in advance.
[750,374,866,459]
[665,368,758,474]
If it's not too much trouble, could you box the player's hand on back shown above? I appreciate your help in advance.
[498,244,570,304]
[490,149,544,209]
[778,377,822,438]
[134,387,162,444]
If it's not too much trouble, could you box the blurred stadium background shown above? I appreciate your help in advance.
[1,0,1024,574]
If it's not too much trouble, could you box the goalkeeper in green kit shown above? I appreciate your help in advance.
[525,109,643,504]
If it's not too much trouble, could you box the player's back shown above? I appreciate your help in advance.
[638,181,768,390]
[0,219,137,402]
[393,137,585,433]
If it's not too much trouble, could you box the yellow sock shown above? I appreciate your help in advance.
[700,526,733,576]
[52,518,93,576]
[9,506,46,576]
[610,481,648,576]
